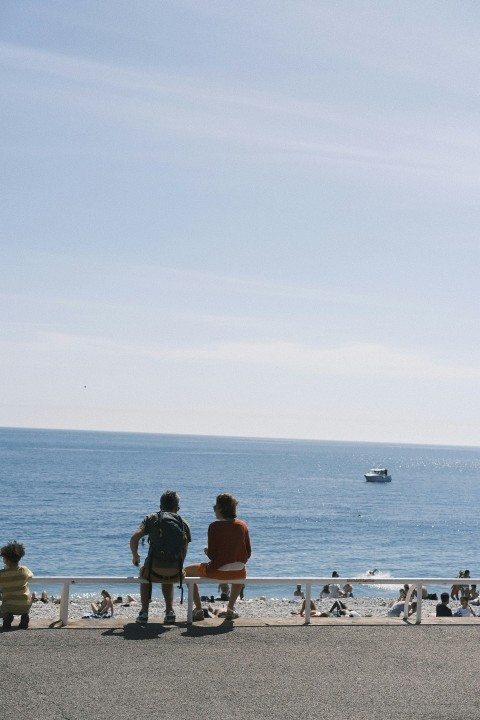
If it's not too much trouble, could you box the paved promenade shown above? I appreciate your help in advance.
[1,617,479,719]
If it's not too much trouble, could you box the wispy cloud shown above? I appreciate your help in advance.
[6,331,480,382]
[2,41,479,182]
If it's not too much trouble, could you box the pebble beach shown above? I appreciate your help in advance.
[27,594,444,622]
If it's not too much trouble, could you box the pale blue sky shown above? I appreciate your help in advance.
[2,1,480,445]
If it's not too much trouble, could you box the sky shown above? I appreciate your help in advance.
[2,1,480,446]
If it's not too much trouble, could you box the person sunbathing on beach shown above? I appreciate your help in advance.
[396,584,410,602]
[435,593,452,617]
[91,590,114,617]
[452,597,476,617]
[328,571,346,598]
[328,600,361,617]
[291,600,322,617]
[467,585,479,604]
[319,584,331,599]
[387,600,417,617]
[451,570,465,601]
[185,493,251,621]
[293,584,305,599]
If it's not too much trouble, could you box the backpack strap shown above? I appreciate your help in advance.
[144,510,164,601]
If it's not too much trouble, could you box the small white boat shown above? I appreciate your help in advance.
[364,467,392,483]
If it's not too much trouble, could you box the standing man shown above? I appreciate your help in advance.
[130,490,191,624]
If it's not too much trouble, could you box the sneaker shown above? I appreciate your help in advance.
[164,611,176,624]
[2,613,14,630]
[19,614,29,630]
[192,608,205,622]
[135,611,148,624]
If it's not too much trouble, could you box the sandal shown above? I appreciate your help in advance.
[218,609,239,619]
[192,608,205,622]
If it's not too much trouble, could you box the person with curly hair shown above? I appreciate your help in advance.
[0,541,33,630]
[185,493,251,621]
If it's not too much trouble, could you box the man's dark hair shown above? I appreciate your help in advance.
[160,490,180,512]
[0,541,26,564]
[440,592,450,603]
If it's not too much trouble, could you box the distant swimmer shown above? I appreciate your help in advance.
[367,569,379,576]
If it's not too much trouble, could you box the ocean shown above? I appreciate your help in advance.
[1,427,478,599]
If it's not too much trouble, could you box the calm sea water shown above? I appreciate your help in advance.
[1,427,478,599]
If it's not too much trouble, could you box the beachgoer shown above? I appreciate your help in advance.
[291,600,321,617]
[436,592,452,617]
[328,599,361,617]
[453,597,476,617]
[451,571,464,601]
[343,582,354,597]
[218,583,230,601]
[91,590,114,617]
[0,541,33,630]
[319,584,331,599]
[293,584,305,599]
[387,600,417,617]
[130,490,191,625]
[412,586,428,600]
[328,571,345,598]
[460,570,471,598]
[185,493,251,621]
[467,585,479,605]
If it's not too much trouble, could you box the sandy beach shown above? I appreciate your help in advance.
[27,593,447,622]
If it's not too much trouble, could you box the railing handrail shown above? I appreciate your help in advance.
[27,575,479,626]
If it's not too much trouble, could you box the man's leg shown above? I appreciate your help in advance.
[139,578,150,614]
[162,583,174,613]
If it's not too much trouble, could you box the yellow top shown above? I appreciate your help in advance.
[0,565,33,614]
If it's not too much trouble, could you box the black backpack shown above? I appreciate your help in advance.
[145,512,188,602]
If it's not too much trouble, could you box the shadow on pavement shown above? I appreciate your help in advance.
[102,622,174,640]
[181,620,235,637]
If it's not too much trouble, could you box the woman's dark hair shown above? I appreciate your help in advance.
[0,541,26,564]
[215,493,238,519]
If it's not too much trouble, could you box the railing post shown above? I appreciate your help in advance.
[186,579,193,624]
[59,581,70,626]
[415,584,422,624]
[304,581,311,625]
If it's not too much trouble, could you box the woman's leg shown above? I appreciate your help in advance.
[227,583,243,612]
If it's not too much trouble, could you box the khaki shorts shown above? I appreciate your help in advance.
[140,566,184,583]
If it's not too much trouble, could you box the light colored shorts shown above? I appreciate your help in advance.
[197,563,247,581]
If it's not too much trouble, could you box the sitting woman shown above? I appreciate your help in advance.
[291,599,322,617]
[185,493,251,621]
[91,590,114,617]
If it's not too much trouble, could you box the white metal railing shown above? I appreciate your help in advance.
[28,576,479,626]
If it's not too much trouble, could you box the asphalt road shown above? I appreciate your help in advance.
[2,620,479,719]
